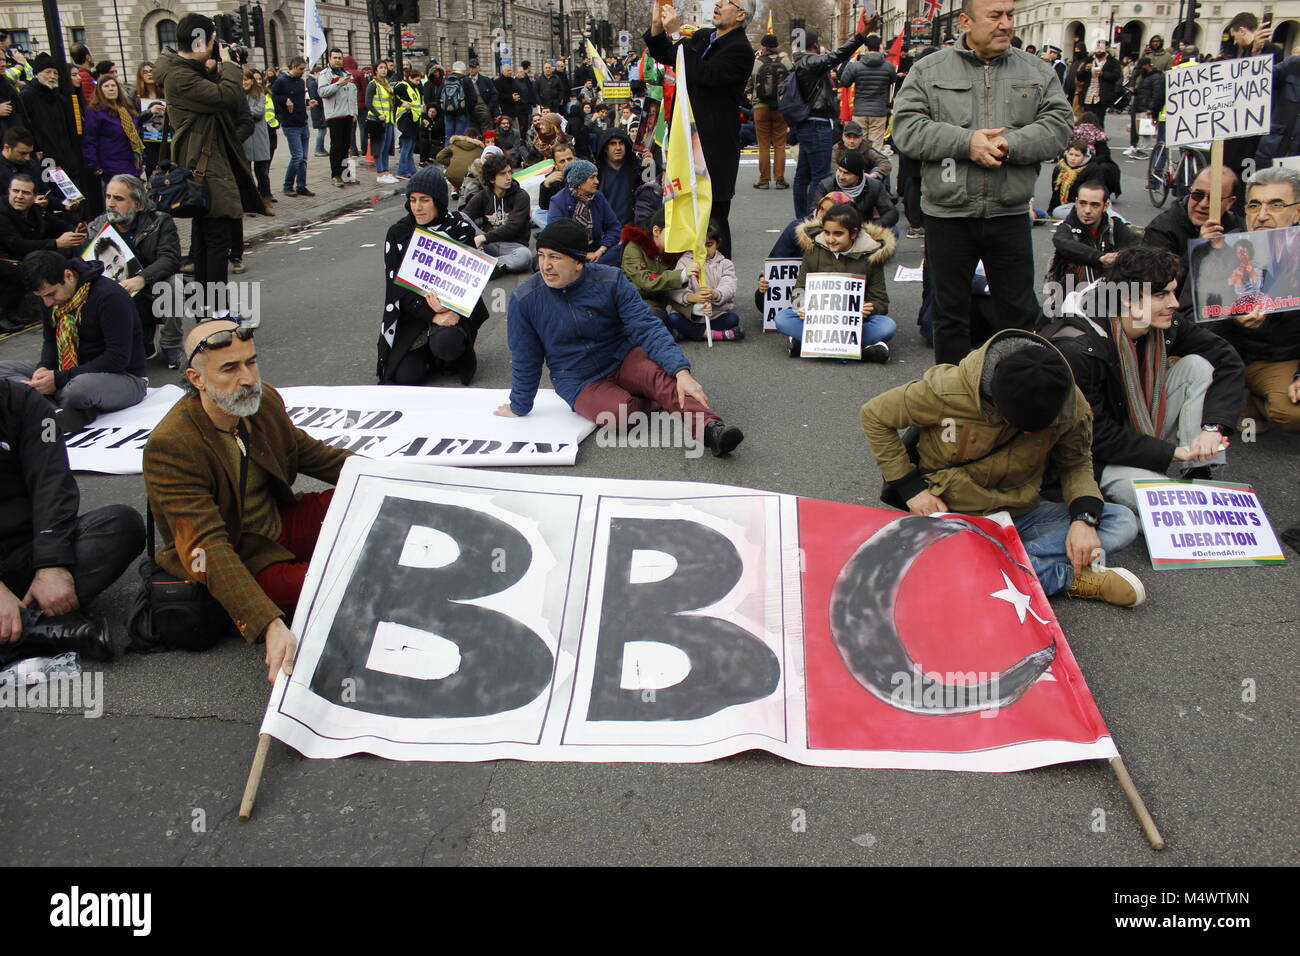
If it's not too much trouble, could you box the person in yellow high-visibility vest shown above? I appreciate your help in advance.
[393,65,423,179]
[262,81,280,202]
[366,61,399,184]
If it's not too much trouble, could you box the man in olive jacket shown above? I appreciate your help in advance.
[152,14,261,287]
[143,318,353,681]
[861,329,1145,607]
[892,0,1072,366]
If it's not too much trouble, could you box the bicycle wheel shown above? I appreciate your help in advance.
[1147,142,1169,208]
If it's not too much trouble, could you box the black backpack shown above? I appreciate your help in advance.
[778,66,811,126]
[756,56,790,107]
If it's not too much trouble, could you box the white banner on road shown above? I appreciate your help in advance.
[65,385,596,474]
[1165,54,1273,148]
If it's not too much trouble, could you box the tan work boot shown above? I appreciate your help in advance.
[1065,566,1146,608]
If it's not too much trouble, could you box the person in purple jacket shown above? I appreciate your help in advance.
[82,76,143,197]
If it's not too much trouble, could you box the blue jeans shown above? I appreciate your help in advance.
[282,125,309,191]
[1012,501,1139,596]
[773,307,896,348]
[445,112,469,138]
[665,310,740,341]
[792,118,835,219]
[374,124,395,173]
[398,131,418,177]
[314,125,327,154]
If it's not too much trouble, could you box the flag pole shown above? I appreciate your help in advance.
[238,732,273,821]
[1109,755,1166,850]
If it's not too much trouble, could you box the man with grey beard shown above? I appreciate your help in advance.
[84,174,181,366]
[143,316,354,681]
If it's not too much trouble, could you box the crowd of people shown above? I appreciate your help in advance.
[0,1,1298,687]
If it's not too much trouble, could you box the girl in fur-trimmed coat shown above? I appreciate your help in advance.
[773,201,897,362]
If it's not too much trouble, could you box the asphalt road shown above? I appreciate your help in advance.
[1,147,1296,867]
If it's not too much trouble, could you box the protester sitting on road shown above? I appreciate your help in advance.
[534,142,576,228]
[1210,165,1300,434]
[620,207,698,327]
[496,217,745,458]
[143,317,354,682]
[861,329,1146,608]
[595,127,640,228]
[1044,247,1245,512]
[1044,181,1139,287]
[810,150,899,232]
[83,174,182,367]
[774,202,896,362]
[457,144,504,209]
[0,378,143,665]
[1047,139,1099,218]
[462,152,533,275]
[434,128,485,192]
[0,173,84,329]
[546,159,622,264]
[378,166,487,386]
[1143,165,1242,301]
[754,190,852,313]
[667,220,743,343]
[0,252,146,435]
[0,127,39,199]
[831,120,892,186]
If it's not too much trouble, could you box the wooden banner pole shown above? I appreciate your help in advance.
[1110,755,1166,850]
[238,733,273,822]
[1208,138,1225,222]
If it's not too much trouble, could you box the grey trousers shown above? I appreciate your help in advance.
[1100,353,1221,511]
[0,360,148,415]
[484,241,534,273]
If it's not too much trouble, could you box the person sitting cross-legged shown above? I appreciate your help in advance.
[143,316,355,682]
[495,218,745,457]
[0,251,146,436]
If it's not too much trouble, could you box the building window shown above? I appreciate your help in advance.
[70,27,87,46]
[6,30,32,49]
[157,19,178,54]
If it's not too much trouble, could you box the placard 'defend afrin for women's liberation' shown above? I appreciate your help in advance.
[392,227,497,317]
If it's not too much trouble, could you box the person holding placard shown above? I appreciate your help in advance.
[497,217,745,458]
[753,191,853,313]
[773,203,896,362]
[1143,165,1242,300]
[861,329,1145,608]
[810,151,898,233]
[378,167,488,386]
[1210,165,1300,433]
[1044,247,1245,512]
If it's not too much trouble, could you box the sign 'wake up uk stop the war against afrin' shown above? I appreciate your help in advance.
[1165,54,1273,148]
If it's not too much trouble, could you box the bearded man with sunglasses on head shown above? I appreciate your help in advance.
[143,316,354,681]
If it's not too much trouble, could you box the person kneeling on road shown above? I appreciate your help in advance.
[0,379,143,665]
[143,317,355,681]
[496,218,745,457]
[861,329,1146,607]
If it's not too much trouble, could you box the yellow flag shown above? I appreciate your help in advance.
[662,45,710,266]
[767,10,774,35]
[585,39,613,91]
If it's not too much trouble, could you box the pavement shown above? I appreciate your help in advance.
[0,135,1296,868]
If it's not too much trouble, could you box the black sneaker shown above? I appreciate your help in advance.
[297,187,317,197]
[863,342,890,363]
[788,336,801,358]
[703,421,744,457]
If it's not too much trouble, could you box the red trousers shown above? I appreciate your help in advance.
[573,347,719,439]
[254,489,335,613]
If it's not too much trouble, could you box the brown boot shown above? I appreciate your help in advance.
[261,197,276,216]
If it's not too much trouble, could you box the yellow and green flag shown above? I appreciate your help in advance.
[585,39,613,92]
[661,45,713,339]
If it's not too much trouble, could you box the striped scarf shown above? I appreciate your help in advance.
[1110,316,1168,437]
[53,280,91,371]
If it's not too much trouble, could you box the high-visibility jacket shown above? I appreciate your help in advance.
[5,62,33,87]
[263,92,279,128]
[393,81,421,126]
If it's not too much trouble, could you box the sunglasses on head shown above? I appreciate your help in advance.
[186,322,254,369]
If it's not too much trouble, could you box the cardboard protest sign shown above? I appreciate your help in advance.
[1188,225,1300,321]
[64,385,596,474]
[260,459,1118,772]
[761,257,800,331]
[601,82,632,101]
[800,273,865,358]
[81,223,141,286]
[1133,478,1286,569]
[47,166,84,203]
[392,227,496,317]
[1165,55,1273,148]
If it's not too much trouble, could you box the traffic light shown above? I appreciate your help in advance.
[1113,26,1123,45]
[239,3,251,44]
[251,4,266,48]
[1187,0,1201,20]
[551,12,562,40]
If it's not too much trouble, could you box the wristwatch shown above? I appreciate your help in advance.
[1201,424,1223,433]
[1071,512,1100,528]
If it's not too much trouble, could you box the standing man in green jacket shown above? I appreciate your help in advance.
[892,0,1073,366]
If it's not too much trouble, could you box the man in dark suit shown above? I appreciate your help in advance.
[644,0,756,258]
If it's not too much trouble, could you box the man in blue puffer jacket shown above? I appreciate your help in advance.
[494,218,744,457]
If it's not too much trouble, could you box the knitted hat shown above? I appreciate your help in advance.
[564,158,597,190]
[991,347,1073,432]
[837,150,866,178]
[536,218,589,262]
[406,166,449,213]
[762,34,778,50]
[31,53,58,75]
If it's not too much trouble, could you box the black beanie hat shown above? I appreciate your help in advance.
[762,34,779,50]
[31,53,58,75]
[837,150,866,178]
[991,347,1073,432]
[537,218,589,262]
